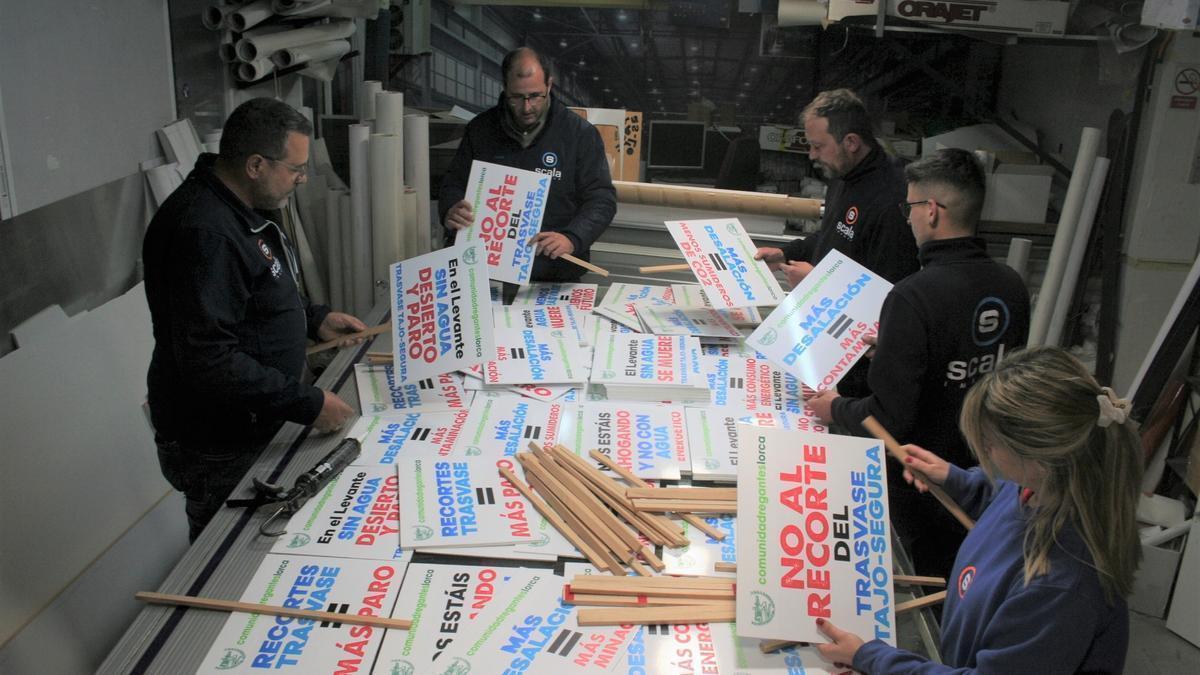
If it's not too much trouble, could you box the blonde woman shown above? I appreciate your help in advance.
[815,346,1141,674]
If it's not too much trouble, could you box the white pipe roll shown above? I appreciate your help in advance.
[235,18,355,63]
[402,114,432,254]
[339,191,355,313]
[1046,157,1110,346]
[1028,126,1102,346]
[401,187,420,259]
[370,134,406,301]
[236,58,276,82]
[348,123,374,316]
[271,38,350,69]
[360,80,383,121]
[374,91,405,136]
[1005,237,1032,284]
[202,5,231,30]
[227,0,275,32]
[326,187,345,310]
[219,32,238,63]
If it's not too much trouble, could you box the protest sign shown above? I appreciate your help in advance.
[354,365,472,413]
[665,218,786,309]
[455,160,550,284]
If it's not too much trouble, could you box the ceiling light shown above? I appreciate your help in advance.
[617,10,628,21]
[630,41,639,49]
[592,75,599,81]
[533,11,542,21]
[690,44,699,53]
[578,58,586,66]
[559,39,568,48]
[603,87,611,93]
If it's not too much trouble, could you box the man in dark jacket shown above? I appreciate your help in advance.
[144,98,365,541]
[756,88,919,288]
[439,47,616,282]
[807,148,1031,578]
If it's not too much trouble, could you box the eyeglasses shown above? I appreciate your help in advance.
[898,199,944,218]
[506,91,548,105]
[264,156,308,178]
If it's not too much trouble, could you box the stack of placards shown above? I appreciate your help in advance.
[633,304,742,343]
[565,401,691,480]
[350,410,473,463]
[482,327,589,386]
[704,355,807,414]
[664,217,787,310]
[354,364,473,414]
[671,282,762,327]
[593,282,674,331]
[510,282,599,312]
[735,424,896,646]
[455,160,549,285]
[746,250,890,391]
[494,304,589,346]
[589,333,709,403]
[661,513,737,577]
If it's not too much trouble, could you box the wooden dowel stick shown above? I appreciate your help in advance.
[525,471,621,573]
[498,465,605,569]
[631,499,738,514]
[713,562,737,573]
[861,416,975,531]
[553,453,671,546]
[894,574,947,588]
[568,574,733,588]
[637,263,691,274]
[136,591,412,630]
[589,450,721,542]
[625,487,737,501]
[639,546,666,572]
[561,253,610,277]
[759,639,804,654]
[629,559,653,577]
[305,323,389,355]
[365,351,390,359]
[577,603,736,626]
[564,590,722,607]
[896,590,947,614]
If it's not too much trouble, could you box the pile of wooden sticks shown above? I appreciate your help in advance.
[563,574,737,626]
[498,442,727,576]
[627,486,737,514]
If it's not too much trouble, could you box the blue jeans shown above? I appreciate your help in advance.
[156,437,264,542]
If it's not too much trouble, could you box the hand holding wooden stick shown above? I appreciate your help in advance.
[306,323,389,355]
[861,416,975,531]
[560,253,610,277]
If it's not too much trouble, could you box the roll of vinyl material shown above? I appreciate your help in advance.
[272,38,350,68]
[370,133,405,301]
[326,187,345,310]
[339,191,355,313]
[403,114,432,254]
[235,18,355,63]
[348,123,374,316]
[236,58,276,82]
[361,80,382,121]
[1045,157,1110,346]
[1005,237,1032,283]
[227,0,274,32]
[375,91,405,136]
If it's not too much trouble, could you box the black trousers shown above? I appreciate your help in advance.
[156,436,266,542]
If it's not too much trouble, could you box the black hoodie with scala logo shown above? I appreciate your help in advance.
[143,153,329,444]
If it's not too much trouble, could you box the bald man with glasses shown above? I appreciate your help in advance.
[439,47,616,282]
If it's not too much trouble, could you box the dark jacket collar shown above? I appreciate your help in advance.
[190,153,277,234]
[841,145,890,184]
[917,236,989,267]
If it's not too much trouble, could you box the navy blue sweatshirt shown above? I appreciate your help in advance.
[438,95,617,282]
[854,466,1129,674]
[144,154,328,444]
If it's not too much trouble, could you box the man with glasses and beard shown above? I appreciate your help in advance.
[756,88,918,288]
[144,98,365,542]
[439,47,616,282]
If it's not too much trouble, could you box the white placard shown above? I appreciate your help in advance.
[349,411,472,464]
[354,364,473,413]
[456,394,574,458]
[665,218,787,308]
[594,283,674,331]
[589,334,706,388]
[511,282,599,312]
[634,305,743,339]
[566,402,690,480]
[454,160,550,284]
[662,513,737,577]
[704,355,806,414]
[483,327,588,385]
[494,304,588,345]
[746,251,890,391]
[390,244,494,383]
[735,426,895,645]
[269,465,408,561]
[194,555,406,673]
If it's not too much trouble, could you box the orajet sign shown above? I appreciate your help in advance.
[828,0,1069,35]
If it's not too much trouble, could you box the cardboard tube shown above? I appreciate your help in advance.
[348,123,373,315]
[326,187,345,309]
[1046,157,1110,346]
[271,38,350,69]
[613,180,821,220]
[339,191,355,312]
[370,133,405,302]
[202,5,233,30]
[1028,127,1102,346]
[228,0,274,32]
[402,114,432,254]
[236,58,276,82]
[375,91,405,136]
[401,187,420,259]
[235,18,355,62]
[1005,237,1032,283]
[361,80,382,121]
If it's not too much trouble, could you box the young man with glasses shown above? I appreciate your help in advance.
[143,97,366,542]
[439,47,616,282]
[806,148,1030,580]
